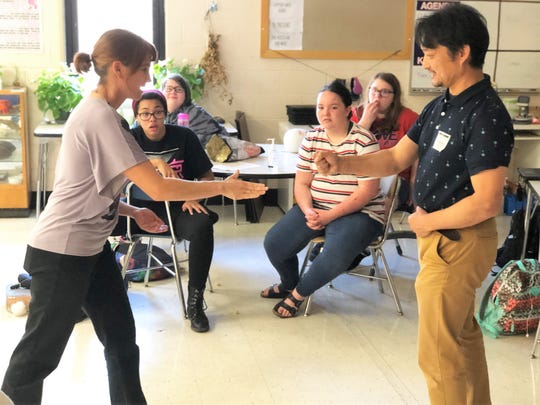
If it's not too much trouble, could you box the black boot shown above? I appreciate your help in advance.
[187,286,209,333]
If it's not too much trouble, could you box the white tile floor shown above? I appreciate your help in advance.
[0,206,539,404]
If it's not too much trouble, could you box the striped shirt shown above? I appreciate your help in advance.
[297,123,386,224]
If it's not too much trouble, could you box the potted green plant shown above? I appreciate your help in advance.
[34,66,83,123]
[152,58,204,101]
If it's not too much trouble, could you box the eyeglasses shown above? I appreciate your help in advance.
[369,87,394,97]
[137,110,166,121]
[163,86,185,94]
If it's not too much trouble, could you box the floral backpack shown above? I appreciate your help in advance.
[476,259,540,338]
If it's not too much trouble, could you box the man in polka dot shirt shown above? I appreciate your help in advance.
[315,4,513,404]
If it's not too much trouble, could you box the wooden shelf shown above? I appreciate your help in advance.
[0,87,29,211]
[514,123,540,131]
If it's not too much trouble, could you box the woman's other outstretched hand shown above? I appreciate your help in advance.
[314,151,340,175]
[222,170,268,200]
[133,207,169,233]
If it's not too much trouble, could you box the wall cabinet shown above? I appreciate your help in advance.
[0,87,29,213]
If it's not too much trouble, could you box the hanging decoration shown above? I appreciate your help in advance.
[200,33,233,105]
[200,2,233,105]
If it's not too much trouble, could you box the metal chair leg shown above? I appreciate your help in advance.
[120,238,140,280]
[378,249,403,315]
[299,241,316,278]
[531,321,540,358]
[300,240,332,316]
[389,222,404,255]
[399,211,407,224]
[144,237,153,286]
[371,250,385,294]
[303,295,313,316]
[170,242,188,319]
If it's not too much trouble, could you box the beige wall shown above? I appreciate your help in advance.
[1,0,538,191]
[1,0,65,192]
[174,0,434,139]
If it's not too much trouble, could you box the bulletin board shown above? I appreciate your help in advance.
[260,0,414,60]
[411,0,540,93]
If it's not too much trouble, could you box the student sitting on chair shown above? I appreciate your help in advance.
[113,89,218,333]
[352,72,418,211]
[260,80,386,318]
[162,73,263,162]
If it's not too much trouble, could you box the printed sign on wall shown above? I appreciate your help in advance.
[0,0,41,52]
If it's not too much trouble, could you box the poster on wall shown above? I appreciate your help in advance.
[268,0,304,50]
[411,0,540,93]
[0,0,41,52]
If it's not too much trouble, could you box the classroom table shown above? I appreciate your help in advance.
[211,143,297,224]
[33,123,64,217]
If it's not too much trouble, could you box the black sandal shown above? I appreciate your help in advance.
[272,293,304,318]
[260,283,289,299]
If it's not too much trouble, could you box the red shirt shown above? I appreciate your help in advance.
[352,107,418,182]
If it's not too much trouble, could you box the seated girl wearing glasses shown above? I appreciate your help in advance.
[351,72,418,209]
[113,89,218,333]
[162,74,262,162]
[260,80,386,318]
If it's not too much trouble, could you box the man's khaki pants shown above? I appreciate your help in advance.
[415,218,497,405]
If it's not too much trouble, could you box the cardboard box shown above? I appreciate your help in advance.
[5,284,31,313]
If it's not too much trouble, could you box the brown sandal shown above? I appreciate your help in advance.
[272,293,304,318]
[260,283,289,299]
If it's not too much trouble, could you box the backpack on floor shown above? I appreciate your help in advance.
[495,208,540,268]
[476,259,540,338]
[115,242,174,282]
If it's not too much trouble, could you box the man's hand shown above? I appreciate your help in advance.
[132,207,168,233]
[222,170,268,200]
[314,151,340,175]
[408,206,431,238]
[182,200,208,215]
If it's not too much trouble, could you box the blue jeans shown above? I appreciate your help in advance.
[2,242,146,405]
[264,205,384,297]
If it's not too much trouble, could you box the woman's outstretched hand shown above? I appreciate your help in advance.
[222,170,268,200]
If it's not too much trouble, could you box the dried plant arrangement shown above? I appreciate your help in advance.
[200,33,233,105]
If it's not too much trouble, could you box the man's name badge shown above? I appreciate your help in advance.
[433,130,450,152]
